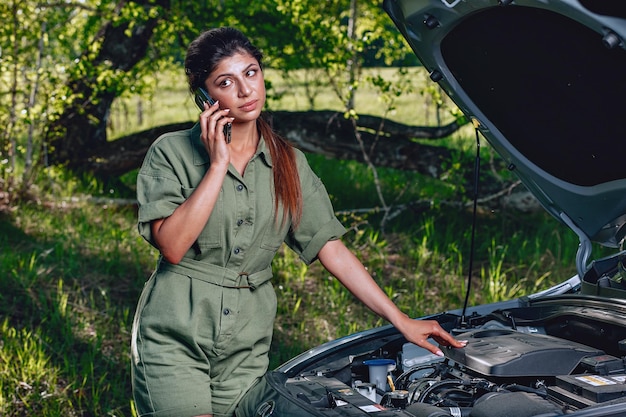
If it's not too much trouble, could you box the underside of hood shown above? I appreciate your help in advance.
[384,0,626,276]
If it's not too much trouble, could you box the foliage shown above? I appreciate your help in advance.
[246,1,464,230]
[0,0,445,207]
[0,0,214,204]
[266,0,416,111]
[0,0,172,204]
[0,0,81,204]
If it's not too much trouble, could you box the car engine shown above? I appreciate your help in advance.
[386,326,619,417]
[282,307,626,417]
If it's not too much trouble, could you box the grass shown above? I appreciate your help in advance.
[0,189,582,416]
[0,65,586,415]
[0,167,582,416]
[107,66,462,140]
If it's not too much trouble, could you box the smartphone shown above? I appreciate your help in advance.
[194,87,231,143]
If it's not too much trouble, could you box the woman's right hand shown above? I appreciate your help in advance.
[199,100,233,167]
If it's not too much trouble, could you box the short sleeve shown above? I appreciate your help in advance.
[136,131,192,247]
[285,151,347,264]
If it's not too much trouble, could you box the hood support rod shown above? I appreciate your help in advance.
[461,126,482,327]
[560,212,593,280]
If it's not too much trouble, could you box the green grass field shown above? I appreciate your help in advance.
[0,66,584,416]
[107,66,467,139]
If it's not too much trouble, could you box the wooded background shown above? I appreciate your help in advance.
[0,0,530,213]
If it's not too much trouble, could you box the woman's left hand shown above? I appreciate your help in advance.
[394,315,467,357]
[317,240,467,357]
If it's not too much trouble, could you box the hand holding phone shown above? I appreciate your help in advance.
[194,88,232,144]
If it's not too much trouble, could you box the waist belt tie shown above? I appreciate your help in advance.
[158,257,273,291]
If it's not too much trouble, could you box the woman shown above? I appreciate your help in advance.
[131,27,465,417]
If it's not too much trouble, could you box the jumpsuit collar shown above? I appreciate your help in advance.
[191,122,273,168]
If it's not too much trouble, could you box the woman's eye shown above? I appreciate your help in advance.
[247,69,257,77]
[221,79,232,88]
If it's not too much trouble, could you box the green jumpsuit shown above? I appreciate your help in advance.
[131,123,346,417]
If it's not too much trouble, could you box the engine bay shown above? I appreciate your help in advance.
[281,302,626,416]
[259,0,626,413]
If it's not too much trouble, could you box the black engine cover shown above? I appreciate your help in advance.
[445,329,603,377]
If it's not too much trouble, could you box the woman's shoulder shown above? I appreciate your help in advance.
[140,124,202,172]
[290,146,316,175]
[288,145,326,194]
[291,145,308,163]
[145,124,202,161]
[150,124,197,151]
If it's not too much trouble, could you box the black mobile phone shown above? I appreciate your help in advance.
[194,87,231,143]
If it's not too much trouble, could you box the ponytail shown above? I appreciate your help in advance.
[258,117,302,229]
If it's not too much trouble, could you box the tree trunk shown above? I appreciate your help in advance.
[268,110,464,177]
[44,0,169,169]
[84,111,466,178]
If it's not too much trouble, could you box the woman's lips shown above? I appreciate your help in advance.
[239,99,258,112]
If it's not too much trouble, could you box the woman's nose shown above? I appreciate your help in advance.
[239,82,252,97]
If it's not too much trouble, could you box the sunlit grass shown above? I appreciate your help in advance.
[107,65,462,140]
[0,201,156,416]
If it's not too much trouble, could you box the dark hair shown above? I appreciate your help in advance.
[185,27,263,93]
[184,28,302,228]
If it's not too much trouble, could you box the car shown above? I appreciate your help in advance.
[235,1,626,416]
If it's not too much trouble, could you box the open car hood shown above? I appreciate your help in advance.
[383,0,626,276]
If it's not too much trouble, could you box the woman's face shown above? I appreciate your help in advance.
[204,51,266,124]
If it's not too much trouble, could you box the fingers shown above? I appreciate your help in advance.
[416,338,446,357]
[199,100,232,144]
[431,326,468,349]
[406,320,468,357]
[432,335,468,349]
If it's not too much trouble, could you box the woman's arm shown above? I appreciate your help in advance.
[152,101,232,264]
[151,162,228,264]
[317,239,466,356]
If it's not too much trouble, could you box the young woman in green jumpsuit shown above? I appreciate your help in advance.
[131,27,466,417]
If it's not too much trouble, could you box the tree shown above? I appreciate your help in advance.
[1,0,475,210]
[0,0,206,190]
[269,0,444,228]
[76,112,465,178]
[44,0,172,169]
[0,0,87,203]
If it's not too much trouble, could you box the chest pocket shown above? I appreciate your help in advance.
[259,206,290,251]
[182,186,223,250]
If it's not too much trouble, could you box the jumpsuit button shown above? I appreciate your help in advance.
[234,247,241,254]
[237,219,243,226]
[236,184,244,191]
[223,308,230,316]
